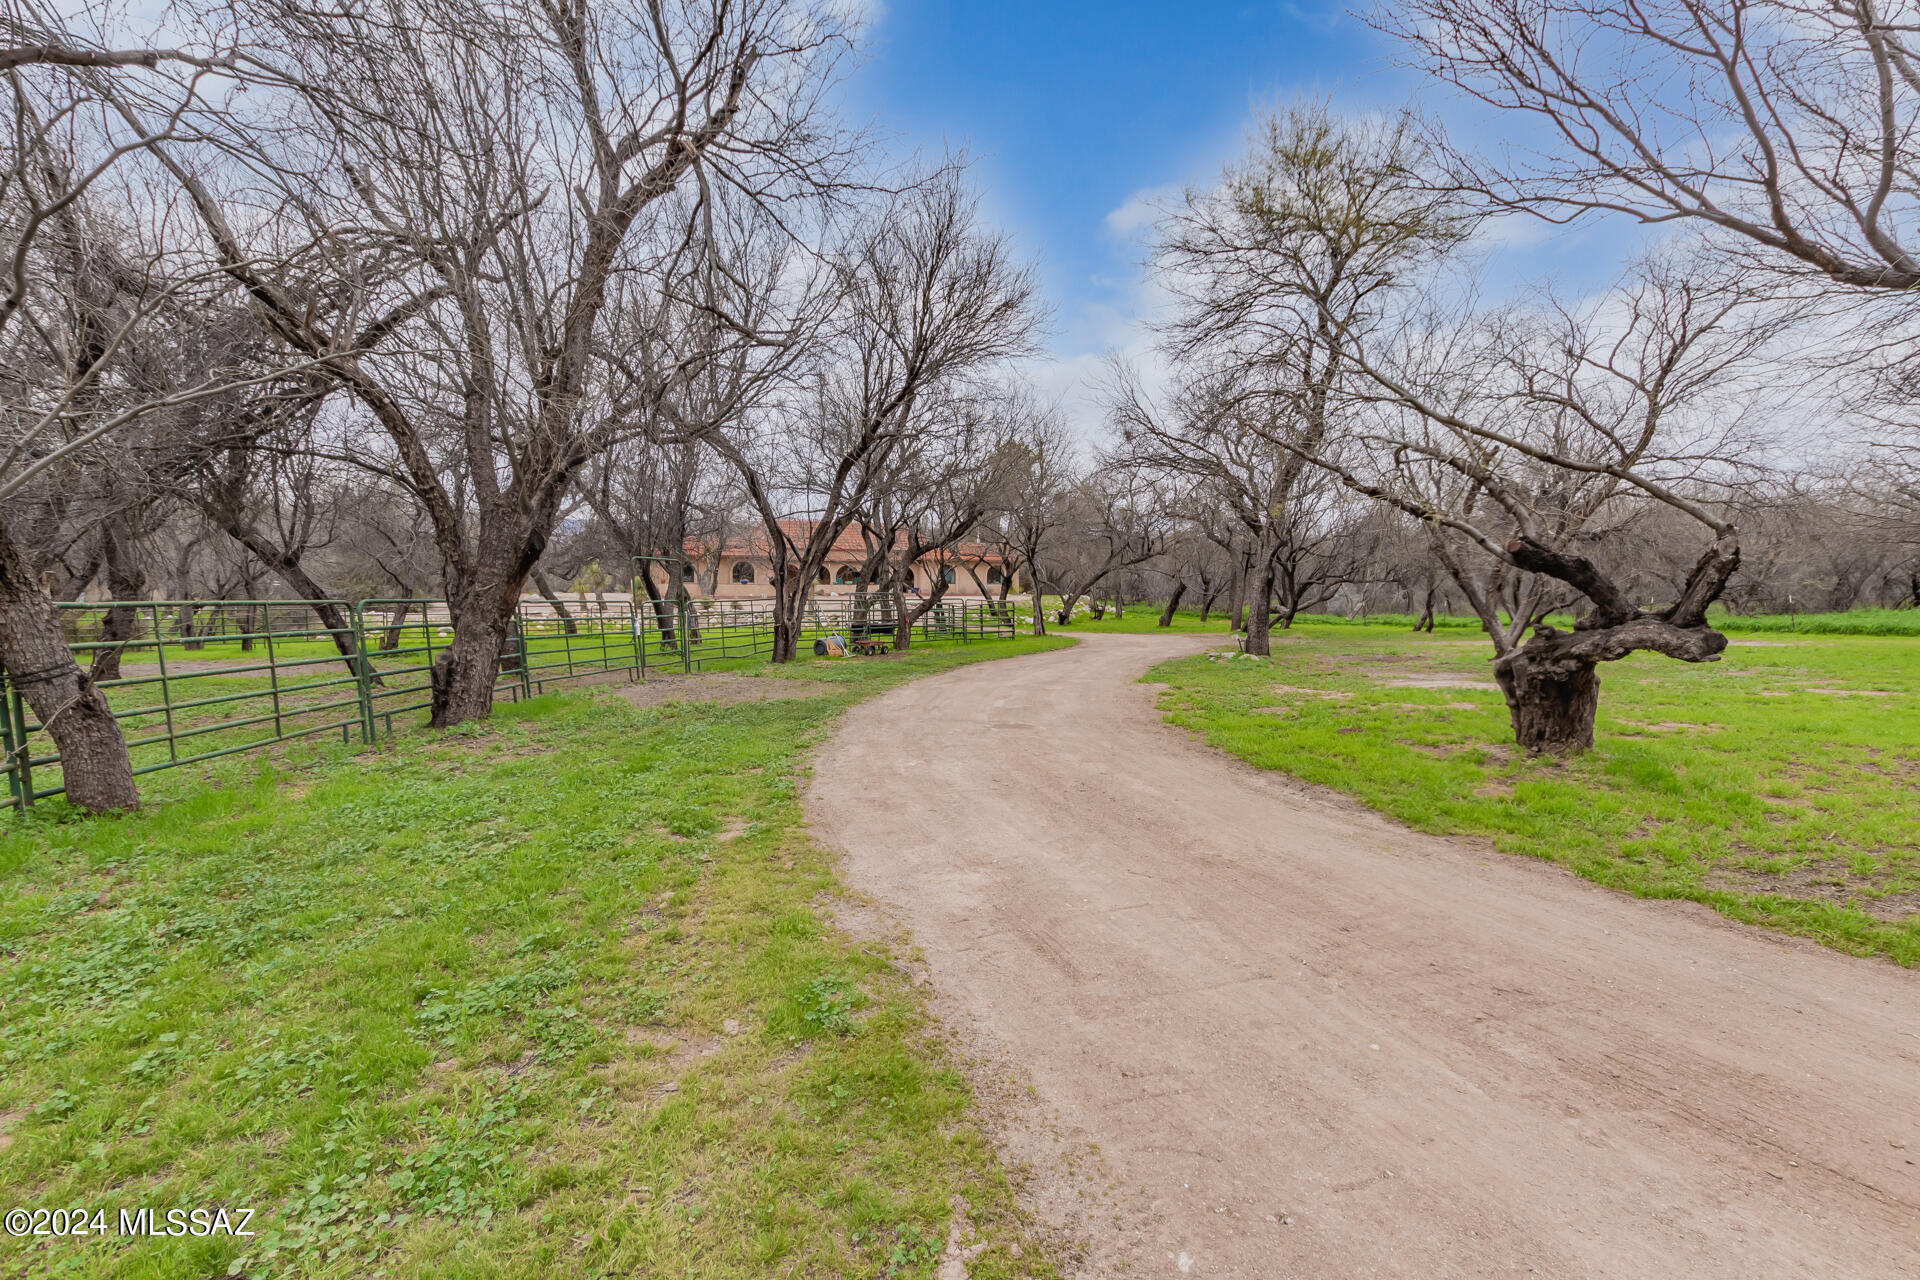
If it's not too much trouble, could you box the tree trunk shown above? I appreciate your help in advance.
[771,590,806,663]
[213,517,370,682]
[635,566,678,646]
[678,586,702,645]
[430,607,515,725]
[92,515,146,682]
[381,595,412,651]
[426,621,503,725]
[1495,651,1601,755]
[1157,580,1187,627]
[429,522,547,726]
[892,578,913,652]
[532,569,578,635]
[896,574,951,651]
[0,519,138,812]
[1242,561,1277,656]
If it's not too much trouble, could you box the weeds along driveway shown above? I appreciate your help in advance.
[0,637,1072,1280]
[809,629,1920,1280]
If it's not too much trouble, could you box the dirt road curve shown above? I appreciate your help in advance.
[807,632,1920,1279]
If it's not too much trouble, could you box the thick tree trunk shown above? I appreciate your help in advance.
[430,608,514,725]
[1157,580,1187,627]
[0,520,138,812]
[893,581,913,652]
[1492,614,1728,755]
[1242,562,1277,656]
[429,521,547,726]
[771,590,806,663]
[426,621,503,725]
[1495,651,1601,755]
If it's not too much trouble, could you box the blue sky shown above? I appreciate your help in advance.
[841,1,1644,428]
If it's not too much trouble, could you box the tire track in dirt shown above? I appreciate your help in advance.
[807,631,1920,1278]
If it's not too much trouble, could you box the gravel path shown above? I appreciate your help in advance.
[807,631,1920,1279]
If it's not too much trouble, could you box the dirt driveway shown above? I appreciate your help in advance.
[807,632,1920,1279]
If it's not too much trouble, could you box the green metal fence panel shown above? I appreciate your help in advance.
[1,600,369,811]
[0,592,1016,811]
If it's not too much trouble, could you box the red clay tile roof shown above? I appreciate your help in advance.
[690,519,1004,565]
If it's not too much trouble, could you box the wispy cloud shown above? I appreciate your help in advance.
[1103,184,1183,240]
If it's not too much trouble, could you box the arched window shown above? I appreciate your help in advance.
[900,568,914,588]
[682,564,695,582]
[941,566,957,585]
[987,566,1004,586]
[835,566,860,585]
[731,561,756,585]
[818,567,830,584]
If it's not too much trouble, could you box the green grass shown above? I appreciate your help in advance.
[1148,621,1920,965]
[0,635,1071,1279]
[1713,606,1920,636]
[1022,602,1231,634]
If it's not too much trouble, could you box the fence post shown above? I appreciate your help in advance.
[150,603,178,765]
[352,602,377,743]
[0,666,23,810]
[7,668,32,807]
[678,597,692,673]
[265,606,285,741]
[516,606,533,701]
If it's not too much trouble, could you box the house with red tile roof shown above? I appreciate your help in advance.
[682,519,1022,599]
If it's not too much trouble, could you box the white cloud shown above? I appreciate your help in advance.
[1103,184,1183,240]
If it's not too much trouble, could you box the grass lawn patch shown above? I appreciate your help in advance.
[1028,605,1232,635]
[0,636,1070,1279]
[1149,622,1920,965]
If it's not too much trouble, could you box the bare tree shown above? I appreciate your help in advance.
[1137,102,1465,651]
[1325,259,1790,751]
[981,407,1075,635]
[706,172,1039,660]
[0,1,267,811]
[1034,462,1168,625]
[1114,365,1367,651]
[854,388,1024,649]
[144,0,854,723]
[1382,0,1920,588]
[1381,0,1920,295]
